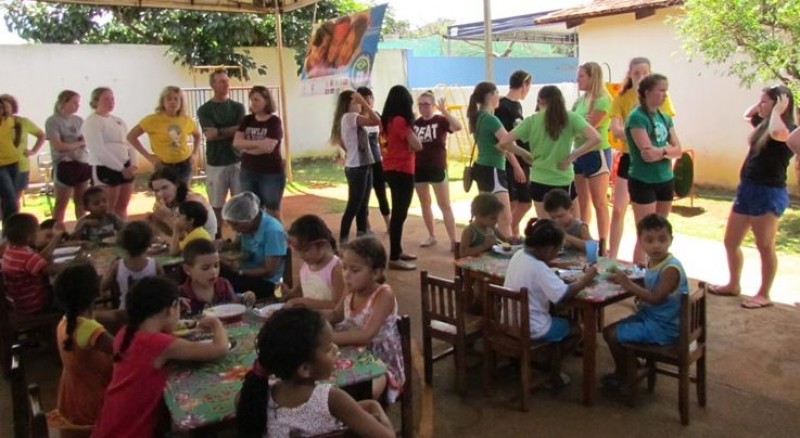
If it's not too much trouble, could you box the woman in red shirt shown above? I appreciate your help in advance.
[381,86,423,270]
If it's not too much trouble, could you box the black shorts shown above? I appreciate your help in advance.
[505,162,532,203]
[472,163,508,194]
[530,181,577,203]
[414,167,446,184]
[53,161,92,187]
[628,177,674,204]
[93,164,133,187]
[616,153,630,179]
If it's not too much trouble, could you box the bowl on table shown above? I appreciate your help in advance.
[203,303,247,323]
[53,246,82,257]
[491,243,522,257]
[147,242,169,254]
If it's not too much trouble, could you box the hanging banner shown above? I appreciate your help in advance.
[301,4,387,95]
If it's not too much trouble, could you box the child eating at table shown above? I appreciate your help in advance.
[92,276,229,438]
[601,214,688,390]
[325,237,405,402]
[459,193,510,258]
[2,212,63,314]
[179,238,256,315]
[168,200,211,256]
[52,262,113,435]
[100,221,164,310]
[543,189,592,253]
[237,307,394,438]
[35,218,62,250]
[72,187,124,243]
[282,214,344,310]
[504,218,598,386]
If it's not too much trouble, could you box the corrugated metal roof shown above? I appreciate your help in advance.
[536,0,684,25]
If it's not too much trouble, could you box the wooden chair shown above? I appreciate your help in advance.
[622,282,708,425]
[0,276,62,378]
[482,283,558,412]
[11,344,28,438]
[420,271,482,394]
[299,430,357,438]
[28,384,50,438]
[284,246,294,289]
[396,314,413,438]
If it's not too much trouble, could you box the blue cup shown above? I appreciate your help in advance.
[585,240,599,264]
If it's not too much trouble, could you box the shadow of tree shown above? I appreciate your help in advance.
[672,205,706,218]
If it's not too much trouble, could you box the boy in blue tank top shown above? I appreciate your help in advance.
[601,213,688,389]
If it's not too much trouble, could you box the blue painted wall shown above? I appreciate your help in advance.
[405,53,578,88]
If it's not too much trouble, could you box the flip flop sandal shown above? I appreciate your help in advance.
[741,298,774,309]
[708,284,741,297]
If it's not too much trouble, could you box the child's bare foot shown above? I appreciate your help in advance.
[741,295,773,309]
[708,284,741,297]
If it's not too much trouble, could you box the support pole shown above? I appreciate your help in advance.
[483,0,493,81]
[274,0,293,181]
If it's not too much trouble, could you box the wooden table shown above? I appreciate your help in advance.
[455,251,634,406]
[164,313,387,432]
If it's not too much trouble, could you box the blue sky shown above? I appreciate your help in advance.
[0,0,586,44]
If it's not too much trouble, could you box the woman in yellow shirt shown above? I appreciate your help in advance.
[0,94,45,216]
[128,86,201,183]
[0,98,22,221]
[608,57,676,260]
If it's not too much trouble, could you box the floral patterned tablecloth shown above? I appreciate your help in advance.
[455,251,632,303]
[163,316,387,430]
[82,245,184,277]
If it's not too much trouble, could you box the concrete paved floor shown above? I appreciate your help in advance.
[2,190,799,437]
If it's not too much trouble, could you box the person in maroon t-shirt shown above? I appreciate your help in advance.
[413,91,462,249]
[233,86,285,221]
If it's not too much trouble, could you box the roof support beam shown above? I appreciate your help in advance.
[635,8,656,20]
[566,18,585,29]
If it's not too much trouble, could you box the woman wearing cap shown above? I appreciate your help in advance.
[221,191,288,298]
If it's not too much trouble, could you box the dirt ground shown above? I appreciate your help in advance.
[2,190,800,437]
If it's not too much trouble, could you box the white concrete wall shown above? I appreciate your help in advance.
[572,8,791,190]
[0,44,408,182]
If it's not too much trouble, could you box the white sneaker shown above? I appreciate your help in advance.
[420,236,437,247]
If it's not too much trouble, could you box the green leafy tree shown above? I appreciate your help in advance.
[674,0,800,92]
[2,0,368,78]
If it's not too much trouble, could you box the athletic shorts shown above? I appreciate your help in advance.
[53,160,91,187]
[93,164,133,187]
[206,163,242,208]
[732,180,789,217]
[535,317,570,342]
[615,313,676,346]
[414,167,446,184]
[616,153,631,179]
[529,180,577,203]
[628,177,674,204]
[506,162,532,203]
[574,148,612,178]
[472,163,508,194]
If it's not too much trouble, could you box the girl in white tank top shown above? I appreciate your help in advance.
[282,215,344,310]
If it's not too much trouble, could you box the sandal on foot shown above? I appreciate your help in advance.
[741,297,773,309]
[708,284,741,297]
[420,236,437,247]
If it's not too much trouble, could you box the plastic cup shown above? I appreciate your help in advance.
[585,240,599,264]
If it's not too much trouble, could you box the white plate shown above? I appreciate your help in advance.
[491,244,522,256]
[253,303,284,319]
[54,254,77,264]
[204,303,247,320]
[54,246,81,257]
[556,268,584,283]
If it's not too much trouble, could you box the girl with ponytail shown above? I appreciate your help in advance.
[93,276,229,438]
[236,307,394,438]
[467,81,532,239]
[53,262,113,431]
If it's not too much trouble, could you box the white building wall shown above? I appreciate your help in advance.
[573,8,789,190]
[0,44,408,182]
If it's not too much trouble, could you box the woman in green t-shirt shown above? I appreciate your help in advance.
[572,62,612,252]
[466,81,532,237]
[624,73,683,264]
[498,86,600,219]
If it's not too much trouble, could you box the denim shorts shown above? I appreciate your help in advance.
[615,313,676,346]
[732,180,789,217]
[14,170,29,192]
[240,168,286,211]
[535,317,570,342]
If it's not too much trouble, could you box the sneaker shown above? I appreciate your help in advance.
[544,372,571,390]
[398,253,417,261]
[388,260,417,270]
[420,236,437,247]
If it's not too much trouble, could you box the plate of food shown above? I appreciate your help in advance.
[606,264,646,280]
[204,303,247,322]
[253,303,284,320]
[555,268,584,283]
[193,334,238,351]
[174,319,198,337]
[147,242,168,254]
[53,246,82,257]
[102,236,118,245]
[491,243,522,256]
[54,254,78,264]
